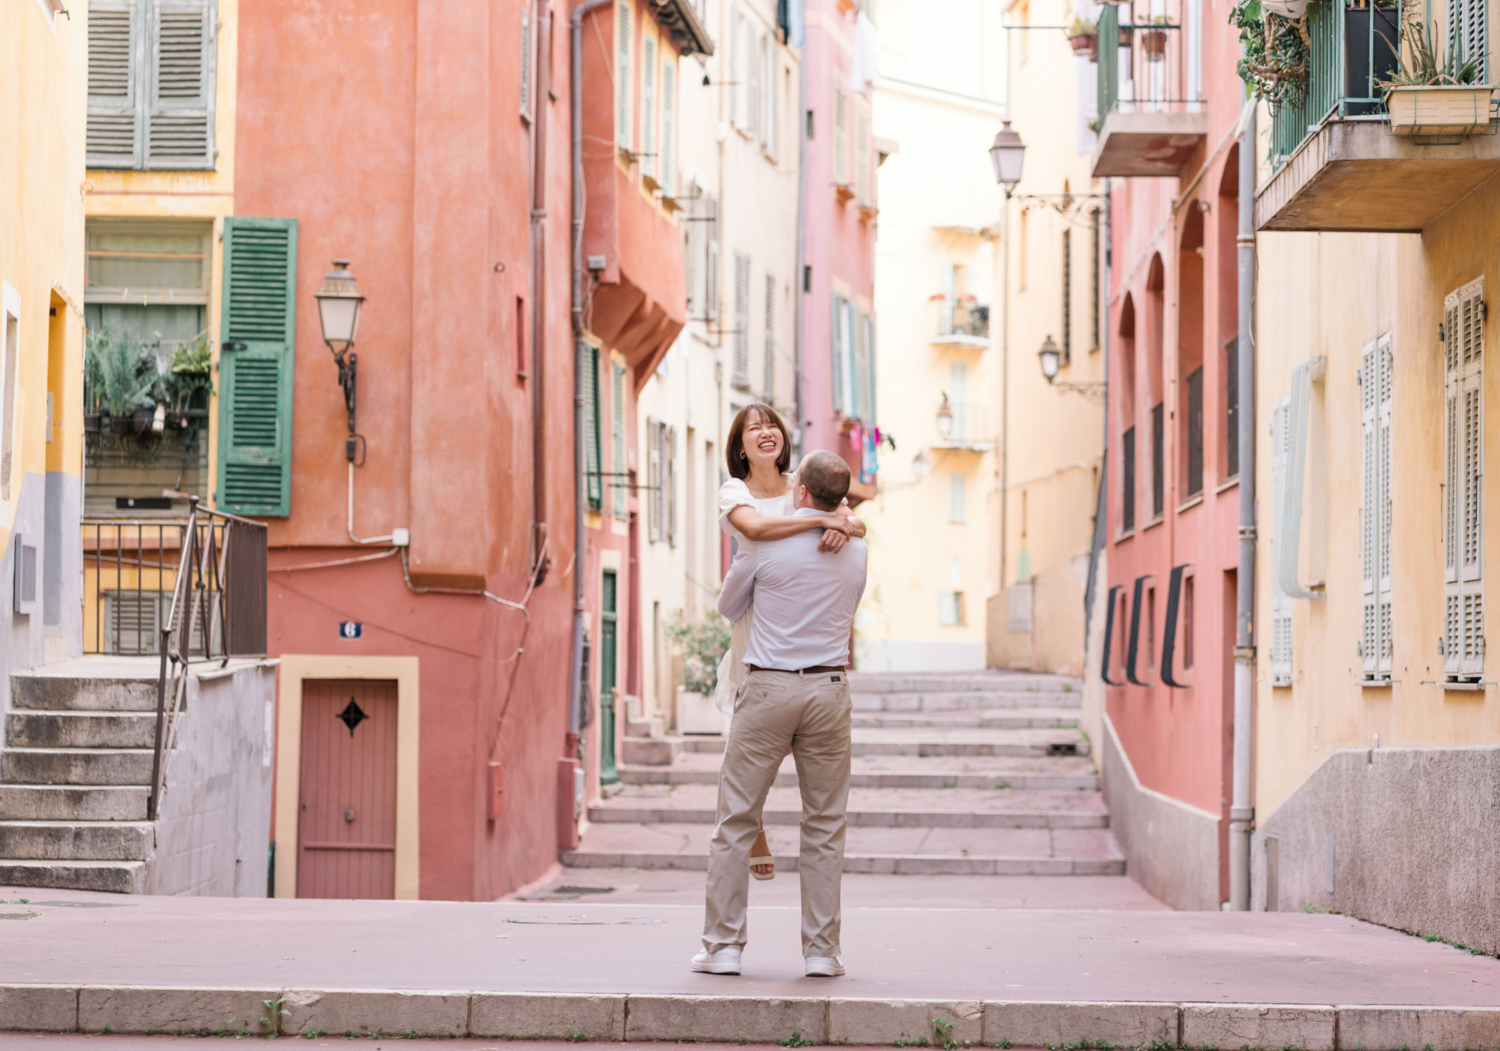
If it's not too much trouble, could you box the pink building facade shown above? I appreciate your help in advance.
[1094,0,1249,909]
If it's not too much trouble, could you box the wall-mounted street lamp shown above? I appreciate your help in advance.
[314,259,365,434]
[989,122,1026,197]
[1038,333,1106,401]
[935,393,954,441]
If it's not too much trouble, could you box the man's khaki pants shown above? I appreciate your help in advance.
[702,668,852,959]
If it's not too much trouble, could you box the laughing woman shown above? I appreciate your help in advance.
[715,403,865,880]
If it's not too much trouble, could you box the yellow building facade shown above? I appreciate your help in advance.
[1,0,88,675]
[1250,9,1500,948]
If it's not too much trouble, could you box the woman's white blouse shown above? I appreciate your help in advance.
[714,474,797,713]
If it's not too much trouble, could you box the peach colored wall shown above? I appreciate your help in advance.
[238,0,578,900]
[1102,0,1247,903]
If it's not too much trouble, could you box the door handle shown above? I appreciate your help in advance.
[344,809,356,823]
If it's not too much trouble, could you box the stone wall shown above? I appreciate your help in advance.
[147,660,276,896]
[1102,713,1221,910]
[1251,745,1500,954]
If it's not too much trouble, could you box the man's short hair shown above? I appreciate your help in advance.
[799,451,851,511]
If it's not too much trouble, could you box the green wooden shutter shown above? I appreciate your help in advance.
[217,217,296,516]
[584,344,602,510]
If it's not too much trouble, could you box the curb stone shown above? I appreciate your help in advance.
[0,986,1491,1047]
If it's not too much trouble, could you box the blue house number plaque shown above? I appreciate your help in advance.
[339,621,363,639]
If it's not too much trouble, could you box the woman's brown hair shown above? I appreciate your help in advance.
[725,403,793,480]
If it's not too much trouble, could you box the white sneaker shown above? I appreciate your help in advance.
[690,947,743,974]
[805,955,845,977]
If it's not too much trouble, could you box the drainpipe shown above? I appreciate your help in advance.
[570,0,612,740]
[1230,103,1257,911]
[530,0,553,582]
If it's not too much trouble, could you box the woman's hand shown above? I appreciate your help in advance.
[817,515,854,553]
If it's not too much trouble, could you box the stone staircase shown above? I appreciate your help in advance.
[564,669,1124,876]
[0,664,165,893]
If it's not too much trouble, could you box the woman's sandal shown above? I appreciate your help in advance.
[750,826,775,881]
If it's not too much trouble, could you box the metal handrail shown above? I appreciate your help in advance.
[144,495,268,821]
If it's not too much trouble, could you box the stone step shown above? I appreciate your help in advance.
[11,664,163,712]
[619,754,1100,791]
[589,784,1107,829]
[851,708,1079,729]
[847,672,1082,695]
[0,858,145,893]
[564,822,1123,876]
[852,690,1083,712]
[620,737,680,766]
[624,715,664,738]
[671,726,1087,759]
[0,784,149,822]
[0,820,153,861]
[1,748,155,786]
[5,711,158,749]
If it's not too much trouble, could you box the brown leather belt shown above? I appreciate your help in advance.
[746,664,847,675]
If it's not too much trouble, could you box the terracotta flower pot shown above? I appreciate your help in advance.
[1070,33,1097,59]
[1142,28,1168,60]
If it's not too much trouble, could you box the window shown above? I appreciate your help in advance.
[660,57,677,197]
[216,218,297,517]
[762,274,776,399]
[612,362,628,516]
[1182,576,1194,670]
[949,474,966,523]
[749,31,763,138]
[938,591,966,626]
[763,46,779,160]
[1121,426,1136,532]
[949,361,969,441]
[1151,402,1164,518]
[1444,281,1484,682]
[515,296,527,380]
[833,85,849,186]
[584,346,602,510]
[1270,398,1294,685]
[647,419,662,542]
[647,420,676,545]
[1185,366,1203,498]
[830,293,853,415]
[1225,338,1239,478]
[615,0,632,151]
[1360,334,1394,681]
[665,424,677,546]
[732,253,751,387]
[1061,228,1072,365]
[855,103,871,206]
[520,9,534,121]
[86,0,218,170]
[1145,585,1156,671]
[641,33,657,182]
[1090,209,1101,353]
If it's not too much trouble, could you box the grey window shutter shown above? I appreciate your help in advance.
[705,195,720,323]
[616,0,632,150]
[641,34,656,182]
[660,58,676,197]
[732,253,751,386]
[666,426,678,547]
[850,308,867,421]
[87,0,144,168]
[613,362,627,516]
[762,274,775,399]
[1444,280,1484,680]
[647,419,662,542]
[1376,336,1394,677]
[1276,358,1318,599]
[145,0,217,170]
[1360,341,1379,678]
[830,293,846,415]
[863,312,877,425]
[520,10,533,120]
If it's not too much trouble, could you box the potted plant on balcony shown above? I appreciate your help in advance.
[91,329,157,435]
[1141,15,1173,60]
[666,611,732,735]
[1379,12,1492,135]
[1231,0,1313,112]
[1065,14,1098,60]
[163,336,214,429]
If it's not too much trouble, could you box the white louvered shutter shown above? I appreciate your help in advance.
[705,195,720,323]
[647,419,662,542]
[763,43,778,158]
[641,34,656,181]
[856,103,871,205]
[660,58,676,197]
[830,294,847,415]
[842,299,858,415]
[731,15,746,128]
[87,0,143,168]
[146,0,216,169]
[616,0,632,151]
[749,32,763,138]
[1360,342,1379,677]
[863,312,877,424]
[850,309,867,420]
[520,9,533,119]
[1271,398,1294,685]
[684,183,699,315]
[732,253,751,386]
[1376,335,1394,677]
[763,274,776,399]
[834,85,849,186]
[1444,279,1485,680]
[666,425,678,547]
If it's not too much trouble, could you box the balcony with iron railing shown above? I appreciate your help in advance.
[933,297,991,348]
[1255,0,1500,232]
[1093,3,1209,178]
[931,400,994,451]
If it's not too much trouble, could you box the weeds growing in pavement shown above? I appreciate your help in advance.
[1147,1041,1177,1050]
[260,998,290,1032]
[304,1032,325,1039]
[781,1035,814,1049]
[0,898,29,904]
[932,1018,956,1049]
[566,1030,589,1042]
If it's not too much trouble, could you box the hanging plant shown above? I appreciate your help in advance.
[1230,0,1315,113]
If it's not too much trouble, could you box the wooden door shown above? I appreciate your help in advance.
[297,679,398,899]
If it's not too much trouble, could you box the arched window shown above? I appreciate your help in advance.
[1118,294,1138,533]
[1146,254,1166,519]
[1179,207,1205,500]
[1217,146,1240,480]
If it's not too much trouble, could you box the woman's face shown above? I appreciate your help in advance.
[741,412,783,470]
